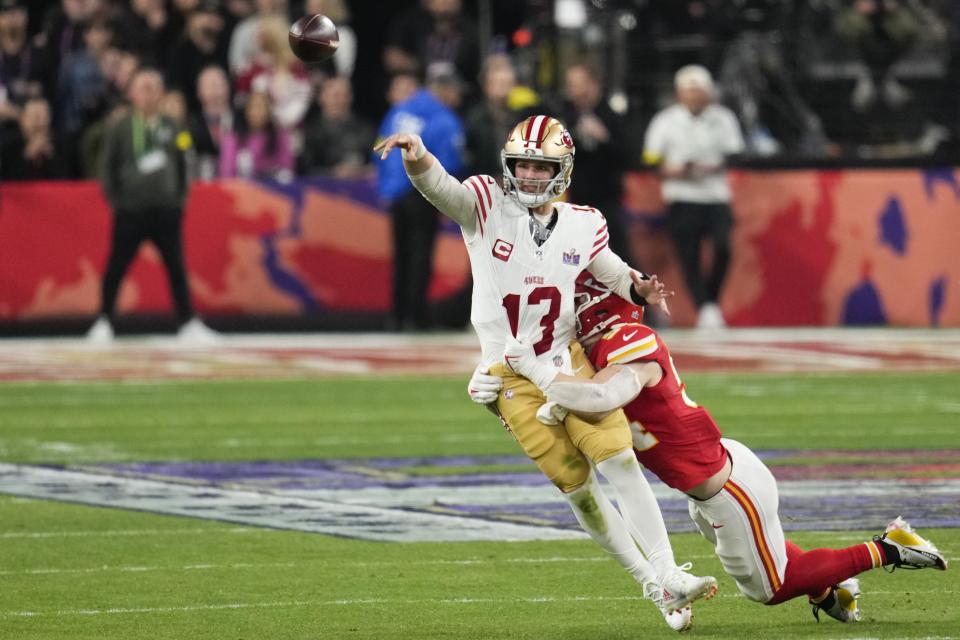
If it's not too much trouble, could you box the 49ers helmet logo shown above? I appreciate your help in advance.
[560,129,574,149]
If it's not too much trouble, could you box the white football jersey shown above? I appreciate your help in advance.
[462,175,611,370]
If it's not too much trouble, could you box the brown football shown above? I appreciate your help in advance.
[288,14,339,63]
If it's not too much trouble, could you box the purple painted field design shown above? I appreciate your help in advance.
[94,449,960,535]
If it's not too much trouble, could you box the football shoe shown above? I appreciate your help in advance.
[876,516,948,571]
[643,581,694,632]
[811,578,862,623]
[658,562,718,612]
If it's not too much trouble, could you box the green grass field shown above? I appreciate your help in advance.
[2,371,959,639]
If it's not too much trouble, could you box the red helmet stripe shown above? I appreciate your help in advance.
[523,116,537,141]
[533,116,549,148]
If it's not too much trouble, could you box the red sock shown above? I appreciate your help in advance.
[766,539,886,605]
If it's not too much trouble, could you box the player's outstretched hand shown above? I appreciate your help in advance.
[468,364,502,405]
[631,271,675,316]
[373,133,426,162]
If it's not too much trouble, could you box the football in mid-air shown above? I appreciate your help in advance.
[288,14,339,63]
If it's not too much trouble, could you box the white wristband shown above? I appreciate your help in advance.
[413,138,426,160]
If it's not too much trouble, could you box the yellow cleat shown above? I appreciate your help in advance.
[876,516,948,571]
[811,578,862,623]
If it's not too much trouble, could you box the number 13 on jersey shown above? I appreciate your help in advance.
[502,286,561,356]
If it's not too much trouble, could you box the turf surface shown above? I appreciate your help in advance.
[2,371,958,639]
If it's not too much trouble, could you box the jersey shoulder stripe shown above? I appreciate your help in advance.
[465,175,500,237]
[465,177,487,223]
[593,233,609,248]
[606,325,659,364]
[589,236,609,261]
[466,175,498,209]
[588,215,609,260]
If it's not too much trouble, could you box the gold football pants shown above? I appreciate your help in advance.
[489,342,632,493]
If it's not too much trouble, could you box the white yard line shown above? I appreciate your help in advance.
[6,551,957,579]
[0,556,660,577]
[3,591,957,619]
[0,527,254,539]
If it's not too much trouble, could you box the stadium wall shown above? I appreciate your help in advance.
[1,169,957,328]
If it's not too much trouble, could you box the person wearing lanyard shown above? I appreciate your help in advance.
[87,67,216,343]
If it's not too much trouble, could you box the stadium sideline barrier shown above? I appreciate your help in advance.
[1,169,957,327]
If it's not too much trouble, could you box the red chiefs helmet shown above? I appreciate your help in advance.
[574,273,644,340]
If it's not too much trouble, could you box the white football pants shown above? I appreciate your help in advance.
[687,438,788,602]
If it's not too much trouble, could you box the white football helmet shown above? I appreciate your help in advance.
[501,115,575,207]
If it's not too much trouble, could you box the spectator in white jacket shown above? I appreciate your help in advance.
[643,65,744,329]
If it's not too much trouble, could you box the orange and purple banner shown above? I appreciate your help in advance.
[1,169,957,326]
[0,178,469,321]
[626,168,960,327]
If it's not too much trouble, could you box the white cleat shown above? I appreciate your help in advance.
[876,516,948,571]
[811,577,862,623]
[658,562,718,613]
[644,581,694,632]
[86,315,114,344]
[177,317,220,345]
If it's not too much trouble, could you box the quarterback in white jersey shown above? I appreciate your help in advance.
[376,115,718,632]
[383,114,665,369]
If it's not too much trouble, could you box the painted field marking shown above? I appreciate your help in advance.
[0,556,632,577]
[0,527,254,539]
[0,463,586,543]
[3,591,957,619]
[5,456,959,543]
[5,551,956,580]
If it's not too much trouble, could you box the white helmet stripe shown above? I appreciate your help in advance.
[532,116,549,148]
[524,115,547,148]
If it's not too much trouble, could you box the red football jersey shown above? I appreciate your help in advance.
[590,323,728,492]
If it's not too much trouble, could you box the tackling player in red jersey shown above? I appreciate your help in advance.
[502,274,948,624]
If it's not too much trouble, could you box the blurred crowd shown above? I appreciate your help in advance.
[0,0,958,184]
[0,0,367,181]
